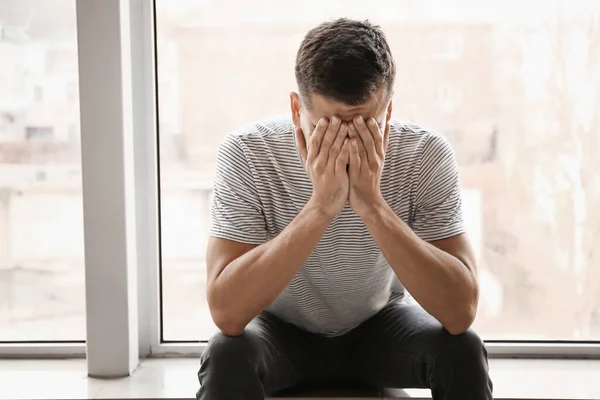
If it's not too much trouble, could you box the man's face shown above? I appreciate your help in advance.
[290,90,392,152]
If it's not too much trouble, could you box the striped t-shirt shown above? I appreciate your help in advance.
[209,116,465,336]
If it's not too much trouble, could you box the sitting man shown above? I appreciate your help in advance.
[198,18,493,400]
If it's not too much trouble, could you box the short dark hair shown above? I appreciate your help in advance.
[295,18,396,107]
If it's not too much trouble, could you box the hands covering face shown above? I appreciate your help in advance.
[296,115,389,219]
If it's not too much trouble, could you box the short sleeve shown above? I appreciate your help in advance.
[411,134,465,242]
[208,135,268,245]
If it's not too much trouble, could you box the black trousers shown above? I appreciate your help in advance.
[197,300,493,399]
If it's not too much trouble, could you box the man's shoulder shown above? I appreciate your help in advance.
[388,120,451,154]
[217,116,297,170]
[225,115,295,144]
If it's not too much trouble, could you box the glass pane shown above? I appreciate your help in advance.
[156,0,600,341]
[0,0,85,341]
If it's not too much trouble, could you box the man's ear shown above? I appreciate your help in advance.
[290,92,302,127]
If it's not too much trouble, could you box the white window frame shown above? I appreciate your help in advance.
[1,0,600,374]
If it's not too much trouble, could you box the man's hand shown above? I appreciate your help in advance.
[348,116,389,218]
[296,117,350,219]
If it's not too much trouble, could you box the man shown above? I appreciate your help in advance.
[198,18,493,400]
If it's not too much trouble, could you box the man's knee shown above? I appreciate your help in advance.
[434,328,489,376]
[201,331,256,368]
[430,328,493,396]
[449,328,486,354]
[197,332,264,400]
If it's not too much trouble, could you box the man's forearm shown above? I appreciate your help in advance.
[362,201,478,334]
[209,201,333,335]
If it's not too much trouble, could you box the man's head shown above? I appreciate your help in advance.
[291,18,396,140]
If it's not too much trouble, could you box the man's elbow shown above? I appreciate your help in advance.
[210,309,247,336]
[445,318,473,336]
[208,300,247,336]
[218,323,246,337]
[207,286,247,336]
[445,296,478,335]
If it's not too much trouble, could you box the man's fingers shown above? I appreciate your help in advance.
[295,127,308,162]
[353,116,378,165]
[328,123,348,168]
[349,138,361,178]
[308,118,329,161]
[336,138,350,175]
[331,123,348,155]
[358,140,367,161]
[320,116,341,153]
[368,117,385,159]
[348,123,357,140]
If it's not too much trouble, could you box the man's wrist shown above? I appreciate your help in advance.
[304,198,337,224]
[359,195,390,224]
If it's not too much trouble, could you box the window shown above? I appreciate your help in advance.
[33,85,44,102]
[0,112,15,140]
[66,81,78,103]
[155,1,600,343]
[435,82,463,111]
[25,126,53,141]
[0,0,85,342]
[433,34,463,60]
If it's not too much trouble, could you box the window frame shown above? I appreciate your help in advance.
[1,0,599,372]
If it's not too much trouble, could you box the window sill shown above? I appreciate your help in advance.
[0,358,599,399]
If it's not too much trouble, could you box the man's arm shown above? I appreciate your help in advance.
[348,116,478,335]
[207,118,350,336]
[207,203,332,336]
[361,205,479,335]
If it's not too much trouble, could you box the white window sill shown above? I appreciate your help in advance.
[0,358,599,399]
